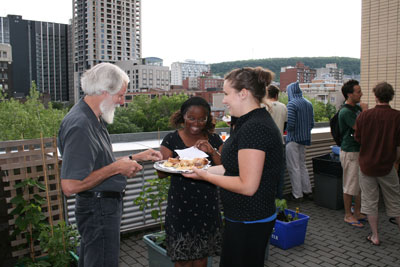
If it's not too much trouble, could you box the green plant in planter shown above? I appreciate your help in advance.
[134,175,171,245]
[275,199,299,222]
[38,221,80,267]
[10,178,47,263]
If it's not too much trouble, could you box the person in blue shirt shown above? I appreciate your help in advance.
[285,81,314,201]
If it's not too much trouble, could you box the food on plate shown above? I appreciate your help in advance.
[163,157,209,170]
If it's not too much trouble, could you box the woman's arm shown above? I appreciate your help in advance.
[207,165,225,175]
[184,149,265,196]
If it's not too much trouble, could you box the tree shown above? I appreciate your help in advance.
[0,82,68,141]
[107,94,188,134]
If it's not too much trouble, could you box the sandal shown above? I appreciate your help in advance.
[345,220,364,228]
[366,234,381,246]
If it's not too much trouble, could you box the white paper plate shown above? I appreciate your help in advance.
[153,160,210,174]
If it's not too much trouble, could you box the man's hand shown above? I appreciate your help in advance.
[131,149,162,162]
[116,157,143,178]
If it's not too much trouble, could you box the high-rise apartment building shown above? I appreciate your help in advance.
[361,0,400,109]
[73,0,142,103]
[171,60,210,86]
[0,15,69,101]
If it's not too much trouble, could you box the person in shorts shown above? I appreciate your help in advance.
[338,80,368,227]
[355,82,400,245]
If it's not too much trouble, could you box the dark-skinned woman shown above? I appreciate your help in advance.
[158,96,223,267]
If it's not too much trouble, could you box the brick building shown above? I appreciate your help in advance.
[280,62,316,91]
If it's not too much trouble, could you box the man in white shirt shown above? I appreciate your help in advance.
[264,84,288,199]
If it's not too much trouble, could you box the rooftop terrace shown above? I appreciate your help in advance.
[119,198,400,267]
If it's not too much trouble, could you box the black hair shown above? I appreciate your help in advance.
[341,79,359,100]
[170,96,215,133]
[267,84,280,99]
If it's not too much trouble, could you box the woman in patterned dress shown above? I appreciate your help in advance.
[158,96,223,267]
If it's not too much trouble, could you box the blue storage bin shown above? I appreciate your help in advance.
[270,209,310,250]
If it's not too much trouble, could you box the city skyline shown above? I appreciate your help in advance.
[1,0,362,66]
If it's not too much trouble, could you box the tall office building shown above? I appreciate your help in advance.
[0,15,69,101]
[361,0,400,109]
[73,0,142,103]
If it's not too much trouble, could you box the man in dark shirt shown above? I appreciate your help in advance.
[355,82,400,246]
[58,63,162,267]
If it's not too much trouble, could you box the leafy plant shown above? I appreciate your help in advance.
[215,121,229,128]
[275,199,299,222]
[10,178,47,261]
[38,221,80,267]
[134,176,171,245]
[10,178,79,266]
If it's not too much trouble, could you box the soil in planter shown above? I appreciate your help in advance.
[277,211,289,222]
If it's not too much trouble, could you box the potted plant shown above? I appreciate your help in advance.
[270,199,310,250]
[10,178,79,267]
[134,176,213,267]
[38,221,80,267]
[134,176,172,267]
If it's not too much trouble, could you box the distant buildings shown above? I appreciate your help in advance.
[171,60,210,86]
[0,44,12,97]
[300,80,345,110]
[315,63,344,83]
[0,15,69,101]
[72,0,142,102]
[116,57,170,94]
[182,73,223,91]
[279,62,316,91]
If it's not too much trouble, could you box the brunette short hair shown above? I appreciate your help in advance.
[373,82,394,103]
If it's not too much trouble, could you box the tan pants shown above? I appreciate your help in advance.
[359,168,400,217]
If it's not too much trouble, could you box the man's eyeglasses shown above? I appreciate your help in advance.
[185,116,208,124]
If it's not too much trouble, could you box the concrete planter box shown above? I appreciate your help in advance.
[143,233,213,267]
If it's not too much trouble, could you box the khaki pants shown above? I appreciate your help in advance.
[359,168,400,217]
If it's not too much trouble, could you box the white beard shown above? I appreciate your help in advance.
[100,96,118,124]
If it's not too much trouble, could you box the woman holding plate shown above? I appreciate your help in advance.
[184,67,283,267]
[158,96,223,267]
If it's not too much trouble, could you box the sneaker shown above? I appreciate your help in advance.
[287,193,303,203]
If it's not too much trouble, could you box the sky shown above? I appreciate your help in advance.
[1,0,362,67]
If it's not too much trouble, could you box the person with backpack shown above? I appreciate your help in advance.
[338,79,368,228]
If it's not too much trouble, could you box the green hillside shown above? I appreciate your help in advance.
[210,57,360,81]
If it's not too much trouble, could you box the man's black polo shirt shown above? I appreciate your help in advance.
[58,99,126,192]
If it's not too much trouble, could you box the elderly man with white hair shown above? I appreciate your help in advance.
[58,63,162,267]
